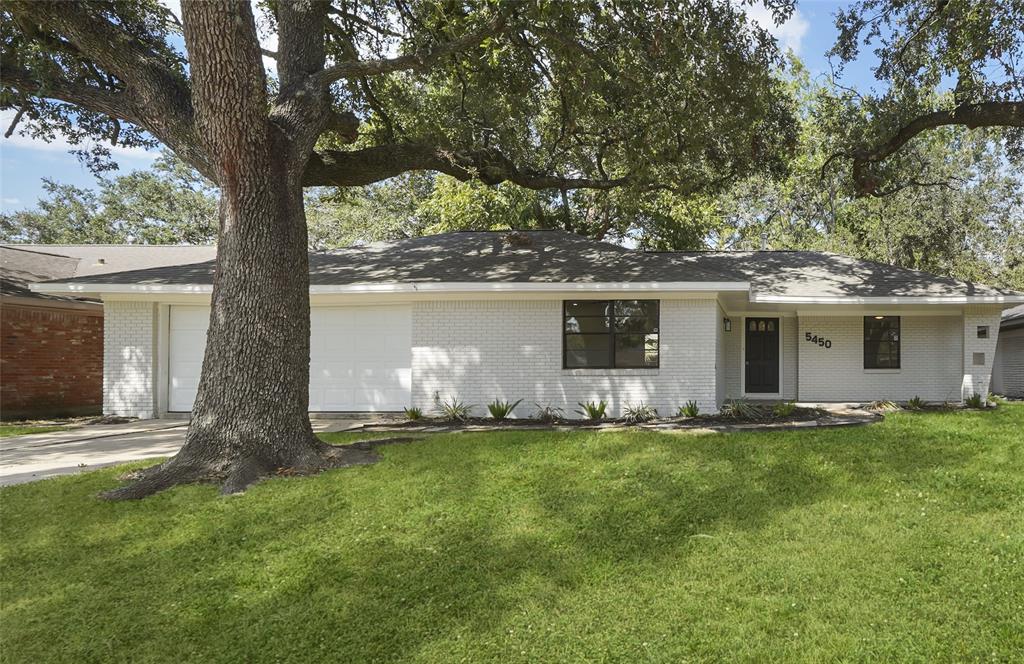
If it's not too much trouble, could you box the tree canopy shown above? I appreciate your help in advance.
[2,0,799,196]
[828,0,1023,195]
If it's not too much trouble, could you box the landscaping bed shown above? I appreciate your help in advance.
[348,404,862,433]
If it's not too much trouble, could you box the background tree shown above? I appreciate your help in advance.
[691,61,1024,289]
[1,152,217,244]
[1,0,798,497]
[828,0,1023,195]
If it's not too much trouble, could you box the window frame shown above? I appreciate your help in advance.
[863,315,901,370]
[562,299,660,369]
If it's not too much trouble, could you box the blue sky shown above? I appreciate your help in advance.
[0,1,877,214]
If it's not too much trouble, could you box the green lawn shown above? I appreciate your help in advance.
[0,424,65,438]
[2,408,1023,662]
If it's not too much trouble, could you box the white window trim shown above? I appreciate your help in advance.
[739,315,784,399]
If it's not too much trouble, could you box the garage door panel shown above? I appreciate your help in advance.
[169,305,411,412]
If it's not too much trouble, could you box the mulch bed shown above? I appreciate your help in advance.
[344,406,876,433]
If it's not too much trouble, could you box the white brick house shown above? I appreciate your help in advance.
[32,231,1024,419]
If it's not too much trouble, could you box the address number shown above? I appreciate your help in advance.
[805,332,832,349]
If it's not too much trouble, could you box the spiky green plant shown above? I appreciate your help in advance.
[487,398,523,421]
[403,406,423,420]
[440,396,474,421]
[622,402,658,424]
[576,400,608,420]
[677,401,700,418]
[964,393,987,409]
[722,399,770,421]
[533,403,565,423]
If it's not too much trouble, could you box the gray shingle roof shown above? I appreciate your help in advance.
[651,250,1019,299]
[1,246,83,302]
[1002,304,1024,328]
[3,244,216,277]
[24,231,1024,300]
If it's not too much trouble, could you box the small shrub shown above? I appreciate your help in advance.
[403,406,423,421]
[487,398,523,421]
[576,400,608,420]
[440,396,474,421]
[772,400,797,418]
[867,399,900,412]
[677,401,700,418]
[721,399,769,421]
[906,396,925,410]
[622,402,658,424]
[533,403,565,423]
[964,393,987,409]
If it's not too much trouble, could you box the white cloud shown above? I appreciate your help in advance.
[0,110,158,161]
[2,197,20,205]
[745,3,809,55]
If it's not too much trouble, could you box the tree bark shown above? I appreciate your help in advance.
[103,0,339,499]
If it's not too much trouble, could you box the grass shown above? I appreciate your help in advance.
[2,407,1023,662]
[0,424,66,438]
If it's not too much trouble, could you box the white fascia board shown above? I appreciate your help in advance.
[750,293,1024,305]
[30,283,213,294]
[32,281,750,295]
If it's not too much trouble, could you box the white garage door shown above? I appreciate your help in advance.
[168,305,412,412]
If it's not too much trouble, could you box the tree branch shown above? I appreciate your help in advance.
[315,14,506,86]
[0,60,140,124]
[303,144,631,190]
[849,101,1024,195]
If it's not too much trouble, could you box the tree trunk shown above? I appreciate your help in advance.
[102,0,356,499]
[104,148,328,498]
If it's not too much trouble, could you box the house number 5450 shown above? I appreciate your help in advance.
[805,332,832,349]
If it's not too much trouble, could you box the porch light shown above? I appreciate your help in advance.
[873,315,885,320]
[723,317,732,332]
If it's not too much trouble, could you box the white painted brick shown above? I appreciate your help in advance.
[411,298,720,417]
[797,314,964,403]
[103,300,157,418]
[961,305,1002,399]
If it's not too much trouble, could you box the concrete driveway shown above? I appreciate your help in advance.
[0,419,361,487]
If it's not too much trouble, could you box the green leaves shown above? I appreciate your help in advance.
[0,151,217,244]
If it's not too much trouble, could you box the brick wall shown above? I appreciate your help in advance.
[797,314,963,402]
[0,300,103,419]
[411,298,720,418]
[103,300,157,418]
[960,305,1002,400]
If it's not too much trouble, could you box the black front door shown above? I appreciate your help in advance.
[745,317,779,394]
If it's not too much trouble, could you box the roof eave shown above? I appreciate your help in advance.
[750,294,1024,305]
[30,281,752,296]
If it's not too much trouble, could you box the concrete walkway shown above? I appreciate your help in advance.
[0,418,363,487]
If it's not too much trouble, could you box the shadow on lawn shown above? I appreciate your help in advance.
[4,412,1001,661]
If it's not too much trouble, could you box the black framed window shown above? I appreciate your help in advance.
[563,300,659,368]
[864,316,900,369]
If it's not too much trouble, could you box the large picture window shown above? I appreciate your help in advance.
[864,316,900,369]
[563,300,659,368]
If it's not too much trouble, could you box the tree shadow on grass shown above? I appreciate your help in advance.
[2,417,1001,662]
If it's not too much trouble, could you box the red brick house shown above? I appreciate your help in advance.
[1,245,215,420]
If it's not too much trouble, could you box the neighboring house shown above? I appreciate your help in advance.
[1,244,216,420]
[992,304,1024,398]
[29,230,1024,419]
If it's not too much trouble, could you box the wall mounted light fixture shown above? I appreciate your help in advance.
[723,318,732,332]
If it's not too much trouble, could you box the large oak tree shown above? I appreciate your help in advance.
[829,0,1023,195]
[1,0,796,497]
